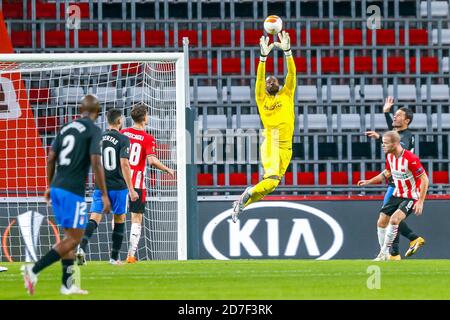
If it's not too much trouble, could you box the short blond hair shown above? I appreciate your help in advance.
[384,131,400,144]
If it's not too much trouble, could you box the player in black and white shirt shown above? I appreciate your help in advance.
[77,109,138,265]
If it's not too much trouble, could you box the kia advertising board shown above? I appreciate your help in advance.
[199,199,450,259]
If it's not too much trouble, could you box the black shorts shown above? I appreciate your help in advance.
[129,188,146,214]
[380,195,415,216]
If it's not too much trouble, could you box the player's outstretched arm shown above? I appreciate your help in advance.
[413,173,429,215]
[44,150,57,204]
[120,158,139,201]
[357,170,391,186]
[91,154,111,214]
[383,96,394,130]
[274,31,296,96]
[148,155,175,178]
[256,36,273,101]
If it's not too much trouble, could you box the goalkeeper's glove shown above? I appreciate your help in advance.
[274,31,292,56]
[259,36,274,62]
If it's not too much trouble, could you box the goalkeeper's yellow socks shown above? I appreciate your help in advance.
[244,178,280,207]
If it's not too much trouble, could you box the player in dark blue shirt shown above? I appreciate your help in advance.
[365,97,425,260]
[21,94,110,296]
[76,109,139,265]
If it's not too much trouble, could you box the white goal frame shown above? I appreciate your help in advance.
[0,52,188,260]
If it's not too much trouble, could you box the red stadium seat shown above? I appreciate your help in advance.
[283,172,293,185]
[352,172,361,185]
[230,173,247,186]
[367,29,395,45]
[433,171,449,184]
[189,58,208,75]
[136,30,165,47]
[112,63,141,76]
[377,57,406,73]
[320,57,340,74]
[333,29,363,45]
[202,30,231,47]
[43,31,66,47]
[103,31,132,47]
[213,58,241,74]
[251,172,260,185]
[11,31,32,48]
[294,57,307,73]
[217,173,225,186]
[235,29,262,46]
[30,1,57,19]
[28,88,50,103]
[37,116,58,133]
[319,172,348,185]
[353,171,382,184]
[70,30,99,47]
[301,29,330,46]
[284,29,297,45]
[400,29,428,45]
[170,30,198,47]
[245,58,275,74]
[197,173,214,186]
[297,172,315,185]
[344,56,373,73]
[2,2,23,18]
[410,57,439,73]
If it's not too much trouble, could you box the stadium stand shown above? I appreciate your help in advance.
[3,0,450,195]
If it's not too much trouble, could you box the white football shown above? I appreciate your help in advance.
[264,15,283,35]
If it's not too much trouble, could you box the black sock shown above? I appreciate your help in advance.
[399,221,418,241]
[80,219,98,251]
[61,259,74,288]
[32,248,61,274]
[111,222,125,261]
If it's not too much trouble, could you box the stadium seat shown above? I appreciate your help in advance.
[235,29,262,46]
[197,115,227,130]
[59,3,90,19]
[92,87,117,103]
[433,171,449,184]
[333,29,363,45]
[70,30,99,47]
[213,58,241,74]
[170,30,198,47]
[42,30,66,47]
[408,113,428,130]
[443,57,450,72]
[37,116,58,134]
[294,57,307,73]
[351,142,371,159]
[321,85,350,101]
[410,57,439,73]
[367,29,396,45]
[28,88,50,104]
[191,86,220,103]
[136,30,165,47]
[251,172,260,185]
[332,114,361,130]
[421,1,449,17]
[222,86,251,102]
[301,29,330,45]
[319,57,341,74]
[419,141,438,158]
[189,58,208,75]
[58,87,84,104]
[202,30,231,46]
[103,31,132,47]
[114,63,141,76]
[297,86,318,101]
[11,31,33,48]
[432,113,450,130]
[232,114,261,129]
[377,57,406,73]
[2,2,23,19]
[355,85,383,101]
[298,114,328,131]
[388,85,417,101]
[432,29,450,44]
[246,57,277,74]
[318,142,338,159]
[32,2,57,19]
[401,29,429,45]
[197,173,214,186]
[365,113,389,130]
[229,173,247,186]
[319,172,348,185]
[297,172,315,185]
[344,56,373,73]
[421,85,450,101]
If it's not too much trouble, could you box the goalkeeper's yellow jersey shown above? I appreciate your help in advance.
[255,56,296,149]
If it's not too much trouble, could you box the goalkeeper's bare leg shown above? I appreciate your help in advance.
[232,176,280,222]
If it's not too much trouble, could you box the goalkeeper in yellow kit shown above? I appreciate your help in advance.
[232,31,296,222]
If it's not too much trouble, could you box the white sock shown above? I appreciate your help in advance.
[128,223,142,257]
[377,227,386,250]
[381,224,399,254]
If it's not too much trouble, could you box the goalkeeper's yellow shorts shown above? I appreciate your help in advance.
[260,139,292,179]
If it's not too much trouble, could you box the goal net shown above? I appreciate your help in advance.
[0,53,187,262]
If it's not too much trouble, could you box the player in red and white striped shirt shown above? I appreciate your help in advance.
[120,104,175,263]
[357,131,429,261]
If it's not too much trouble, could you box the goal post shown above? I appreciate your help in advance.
[0,51,190,262]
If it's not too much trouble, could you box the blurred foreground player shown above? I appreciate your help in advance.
[21,95,110,295]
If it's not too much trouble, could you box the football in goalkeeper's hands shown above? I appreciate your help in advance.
[264,15,283,35]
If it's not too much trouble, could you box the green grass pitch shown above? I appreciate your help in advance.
[1,260,450,300]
